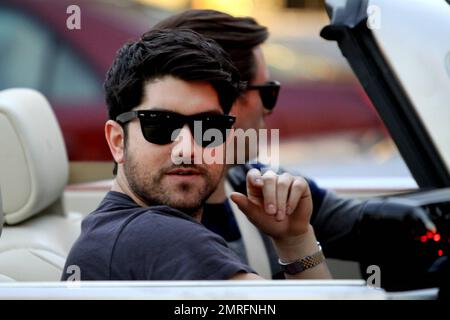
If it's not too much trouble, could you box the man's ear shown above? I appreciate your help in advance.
[105,120,125,164]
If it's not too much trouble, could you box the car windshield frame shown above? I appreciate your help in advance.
[321,0,450,189]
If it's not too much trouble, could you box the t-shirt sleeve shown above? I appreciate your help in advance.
[111,208,256,280]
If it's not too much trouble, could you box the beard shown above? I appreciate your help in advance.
[123,150,222,216]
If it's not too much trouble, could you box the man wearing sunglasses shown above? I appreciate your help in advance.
[62,29,331,280]
[154,9,436,280]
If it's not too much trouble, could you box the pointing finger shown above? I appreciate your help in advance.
[247,168,263,188]
[262,170,277,215]
[275,173,293,221]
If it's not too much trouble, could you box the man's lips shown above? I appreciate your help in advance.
[166,168,202,175]
[165,168,204,183]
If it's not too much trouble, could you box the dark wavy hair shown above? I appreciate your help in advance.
[153,9,269,84]
[104,28,245,121]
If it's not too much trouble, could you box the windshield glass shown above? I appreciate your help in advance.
[369,0,450,174]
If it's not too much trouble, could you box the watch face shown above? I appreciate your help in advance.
[279,250,325,275]
[284,261,306,275]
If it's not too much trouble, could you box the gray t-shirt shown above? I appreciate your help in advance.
[61,191,254,280]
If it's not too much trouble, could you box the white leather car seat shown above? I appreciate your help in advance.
[0,88,82,281]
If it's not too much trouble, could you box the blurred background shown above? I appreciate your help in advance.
[0,0,412,184]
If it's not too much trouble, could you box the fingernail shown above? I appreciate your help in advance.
[267,204,276,214]
[255,178,262,185]
[286,206,292,215]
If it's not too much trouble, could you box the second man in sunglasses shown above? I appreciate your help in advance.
[62,29,331,281]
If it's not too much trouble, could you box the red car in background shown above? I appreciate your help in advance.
[0,0,382,161]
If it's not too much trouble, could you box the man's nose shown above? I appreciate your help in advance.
[171,124,201,164]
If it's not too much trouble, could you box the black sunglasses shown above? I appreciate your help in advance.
[246,80,281,110]
[116,110,236,148]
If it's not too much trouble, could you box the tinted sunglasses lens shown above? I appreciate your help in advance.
[139,115,183,145]
[260,85,279,110]
[140,124,176,145]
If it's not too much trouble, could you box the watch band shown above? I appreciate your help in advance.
[278,242,325,275]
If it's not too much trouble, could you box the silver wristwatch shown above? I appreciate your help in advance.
[278,242,325,275]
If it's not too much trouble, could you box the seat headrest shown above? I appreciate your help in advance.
[0,88,68,225]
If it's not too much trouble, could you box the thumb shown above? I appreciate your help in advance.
[230,192,249,212]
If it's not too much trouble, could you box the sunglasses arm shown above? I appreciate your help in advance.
[116,111,139,125]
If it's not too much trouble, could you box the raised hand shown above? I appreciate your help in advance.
[230,168,312,242]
